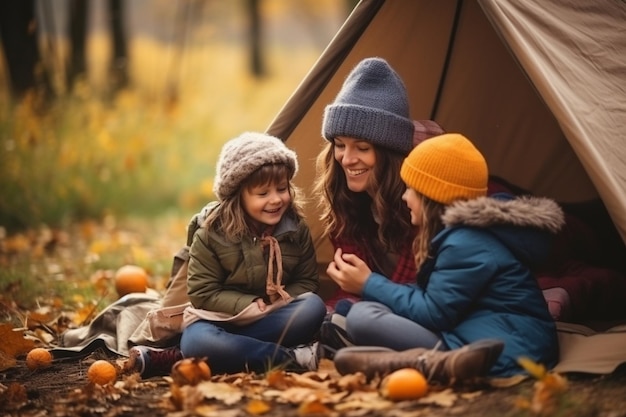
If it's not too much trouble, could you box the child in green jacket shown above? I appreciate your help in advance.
[128,132,325,377]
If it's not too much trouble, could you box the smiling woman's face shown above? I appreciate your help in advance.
[333,136,377,194]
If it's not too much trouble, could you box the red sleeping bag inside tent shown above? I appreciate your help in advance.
[488,177,626,324]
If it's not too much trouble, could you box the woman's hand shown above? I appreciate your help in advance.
[326,248,372,295]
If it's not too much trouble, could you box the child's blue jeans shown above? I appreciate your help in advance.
[180,292,326,374]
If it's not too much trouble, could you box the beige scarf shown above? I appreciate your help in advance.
[261,235,290,303]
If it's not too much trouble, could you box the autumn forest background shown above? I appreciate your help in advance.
[4,3,626,416]
[0,0,349,320]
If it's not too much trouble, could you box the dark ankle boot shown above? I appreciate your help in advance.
[333,339,504,384]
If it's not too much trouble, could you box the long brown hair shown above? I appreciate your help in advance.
[205,164,304,242]
[312,141,414,256]
[412,192,446,271]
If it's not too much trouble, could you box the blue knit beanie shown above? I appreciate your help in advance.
[322,57,415,155]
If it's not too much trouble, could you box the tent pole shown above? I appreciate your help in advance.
[430,0,464,121]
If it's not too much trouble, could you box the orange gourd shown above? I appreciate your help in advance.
[380,368,429,401]
[26,348,53,370]
[87,360,118,385]
[114,265,149,297]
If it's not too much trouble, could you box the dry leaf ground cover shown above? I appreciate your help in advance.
[2,349,626,417]
[2,219,626,417]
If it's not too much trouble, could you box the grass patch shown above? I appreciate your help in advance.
[0,213,188,322]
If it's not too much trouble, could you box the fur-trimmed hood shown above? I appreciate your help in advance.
[437,194,565,267]
[442,194,565,232]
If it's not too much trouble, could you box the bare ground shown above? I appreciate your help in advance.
[2,348,626,417]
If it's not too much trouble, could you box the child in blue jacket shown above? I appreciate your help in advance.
[328,133,561,383]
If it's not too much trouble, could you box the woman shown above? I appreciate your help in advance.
[314,57,437,311]
[313,57,444,355]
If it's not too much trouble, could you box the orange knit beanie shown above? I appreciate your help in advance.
[400,133,488,204]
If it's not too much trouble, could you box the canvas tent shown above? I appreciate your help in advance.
[266,0,626,373]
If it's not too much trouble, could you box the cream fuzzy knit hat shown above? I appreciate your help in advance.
[400,133,488,204]
[213,132,298,200]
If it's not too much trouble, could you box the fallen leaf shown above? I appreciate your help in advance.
[417,388,458,407]
[170,383,206,411]
[460,390,483,401]
[529,373,568,415]
[26,310,53,330]
[195,381,244,405]
[518,356,547,380]
[489,374,528,388]
[193,404,221,416]
[265,386,321,404]
[198,408,239,417]
[0,323,35,358]
[336,372,369,391]
[334,391,394,411]
[266,369,289,389]
[298,399,332,415]
[246,399,272,415]
[0,382,28,408]
[289,372,331,390]
[0,350,17,371]
[316,358,336,375]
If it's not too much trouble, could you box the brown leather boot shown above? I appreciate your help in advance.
[333,339,504,384]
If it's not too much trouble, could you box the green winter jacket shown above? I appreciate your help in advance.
[187,208,319,316]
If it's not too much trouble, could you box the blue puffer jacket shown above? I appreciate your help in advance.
[362,194,564,377]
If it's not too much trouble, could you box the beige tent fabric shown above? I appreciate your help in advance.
[266,0,626,374]
[554,322,626,374]
[428,0,594,204]
[479,0,626,245]
[267,0,626,276]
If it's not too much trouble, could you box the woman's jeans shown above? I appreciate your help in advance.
[345,301,444,351]
[180,292,326,374]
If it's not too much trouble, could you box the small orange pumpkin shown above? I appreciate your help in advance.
[380,368,429,401]
[114,265,149,297]
[87,360,118,385]
[26,348,53,370]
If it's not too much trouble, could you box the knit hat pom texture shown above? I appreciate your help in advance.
[400,133,488,204]
[213,132,298,200]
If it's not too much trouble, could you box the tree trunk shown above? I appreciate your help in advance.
[67,0,87,89]
[0,0,40,97]
[247,0,265,78]
[109,0,127,90]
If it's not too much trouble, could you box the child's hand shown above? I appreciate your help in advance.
[326,248,372,295]
[255,297,268,312]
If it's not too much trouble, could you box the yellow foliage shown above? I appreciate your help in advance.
[73,303,99,326]
[4,234,31,254]
[516,357,569,416]
[200,179,215,199]
[518,356,547,380]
